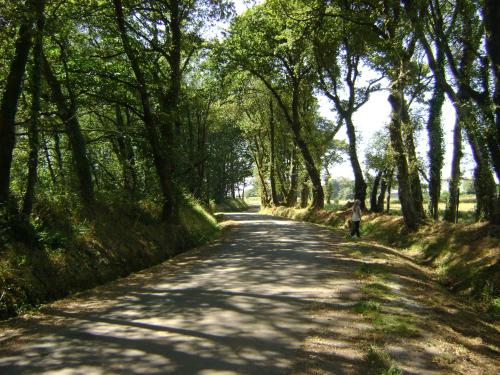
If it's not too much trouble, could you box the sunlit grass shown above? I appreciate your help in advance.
[353,299,381,313]
[364,345,403,375]
[362,283,395,299]
[371,313,419,338]
[355,263,390,279]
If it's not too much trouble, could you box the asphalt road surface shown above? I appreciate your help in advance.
[0,211,361,374]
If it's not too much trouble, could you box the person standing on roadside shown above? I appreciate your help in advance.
[351,199,362,237]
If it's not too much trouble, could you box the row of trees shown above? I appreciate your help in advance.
[0,0,253,226]
[219,0,500,229]
[1,0,499,232]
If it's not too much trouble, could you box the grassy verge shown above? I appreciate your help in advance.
[263,205,500,319]
[210,198,249,212]
[0,195,219,321]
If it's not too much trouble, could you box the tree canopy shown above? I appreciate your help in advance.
[0,0,499,230]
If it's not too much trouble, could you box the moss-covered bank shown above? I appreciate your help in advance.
[0,196,219,320]
[264,205,500,319]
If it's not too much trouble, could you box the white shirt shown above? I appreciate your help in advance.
[352,206,361,221]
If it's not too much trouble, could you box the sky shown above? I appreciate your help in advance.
[318,87,474,179]
[230,0,475,181]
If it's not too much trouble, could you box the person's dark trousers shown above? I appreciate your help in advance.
[351,220,361,237]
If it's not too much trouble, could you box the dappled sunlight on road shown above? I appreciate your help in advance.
[0,211,366,374]
[2,211,496,374]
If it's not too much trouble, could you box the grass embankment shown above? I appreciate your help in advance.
[210,198,249,212]
[0,195,219,321]
[264,205,500,319]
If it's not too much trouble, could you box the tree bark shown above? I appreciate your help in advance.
[22,0,45,217]
[250,138,269,207]
[285,147,298,207]
[0,10,33,205]
[386,171,393,213]
[466,129,497,221]
[444,108,463,223]
[167,0,182,136]
[269,98,279,205]
[483,0,500,224]
[345,116,367,210]
[291,82,324,209]
[370,171,382,212]
[426,50,445,220]
[483,0,500,170]
[324,174,332,205]
[300,181,310,208]
[114,105,137,196]
[401,99,426,220]
[388,90,418,230]
[377,173,388,212]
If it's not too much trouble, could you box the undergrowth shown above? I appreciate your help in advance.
[0,194,219,320]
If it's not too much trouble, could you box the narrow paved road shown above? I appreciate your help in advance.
[0,212,364,374]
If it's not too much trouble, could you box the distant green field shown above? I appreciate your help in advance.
[385,194,476,222]
[248,194,478,222]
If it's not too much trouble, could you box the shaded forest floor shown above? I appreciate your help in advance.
[0,210,498,374]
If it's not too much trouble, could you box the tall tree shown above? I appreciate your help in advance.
[365,0,425,229]
[313,1,381,210]
[42,55,95,206]
[224,1,325,208]
[113,0,175,218]
[22,0,46,217]
[426,48,446,220]
[0,2,33,205]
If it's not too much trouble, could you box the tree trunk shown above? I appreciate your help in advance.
[377,173,388,212]
[269,99,279,205]
[42,136,57,185]
[0,12,33,205]
[113,0,175,219]
[168,0,182,136]
[42,55,95,207]
[251,148,269,207]
[53,130,64,181]
[426,51,446,220]
[285,147,298,207]
[345,117,367,209]
[370,171,382,212]
[466,130,497,221]
[22,0,45,217]
[291,83,324,209]
[300,181,310,208]
[324,174,332,205]
[483,0,500,224]
[388,90,419,230]
[197,117,207,200]
[483,0,500,171]
[401,99,426,220]
[386,171,393,213]
[444,108,463,223]
[114,105,137,196]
